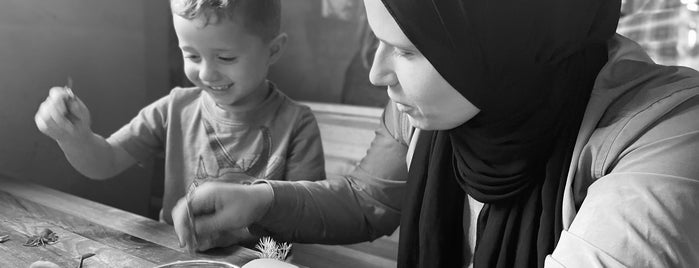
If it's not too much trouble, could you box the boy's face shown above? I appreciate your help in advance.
[173,15,276,110]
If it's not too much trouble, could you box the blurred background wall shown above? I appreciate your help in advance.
[0,0,171,216]
[268,0,387,106]
[618,0,699,69]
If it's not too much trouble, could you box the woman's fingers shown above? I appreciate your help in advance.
[192,212,227,239]
[192,183,252,230]
[193,228,252,251]
[189,183,219,215]
[195,233,214,251]
[173,182,271,251]
[174,190,217,252]
[172,201,220,252]
[172,198,191,248]
[186,183,228,236]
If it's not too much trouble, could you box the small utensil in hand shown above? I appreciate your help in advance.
[64,77,78,122]
[185,184,199,253]
[65,77,75,99]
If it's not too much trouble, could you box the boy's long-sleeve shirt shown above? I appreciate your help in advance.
[256,35,699,267]
[108,83,325,224]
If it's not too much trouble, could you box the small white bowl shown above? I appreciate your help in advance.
[153,260,240,268]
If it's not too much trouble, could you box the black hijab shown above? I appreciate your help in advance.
[386,0,620,267]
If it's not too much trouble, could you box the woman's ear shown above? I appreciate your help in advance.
[267,33,288,65]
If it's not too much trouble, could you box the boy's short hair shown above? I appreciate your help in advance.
[170,0,281,42]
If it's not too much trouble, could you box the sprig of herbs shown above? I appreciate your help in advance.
[255,236,292,261]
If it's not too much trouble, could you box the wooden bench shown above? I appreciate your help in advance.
[302,102,384,175]
[298,102,399,268]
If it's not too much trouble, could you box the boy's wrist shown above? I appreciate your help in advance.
[56,131,93,148]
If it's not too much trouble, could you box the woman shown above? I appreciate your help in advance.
[172,0,699,266]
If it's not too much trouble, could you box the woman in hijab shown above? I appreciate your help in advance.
[172,0,699,267]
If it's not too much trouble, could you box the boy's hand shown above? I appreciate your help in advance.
[172,182,274,252]
[35,86,92,143]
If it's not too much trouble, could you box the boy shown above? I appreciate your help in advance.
[34,0,325,226]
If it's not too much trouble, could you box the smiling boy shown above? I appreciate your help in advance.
[34,0,325,225]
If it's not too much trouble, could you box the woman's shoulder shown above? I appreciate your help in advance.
[594,36,699,130]
[561,62,699,268]
[594,62,699,150]
[581,61,699,184]
[562,72,699,267]
[599,63,699,123]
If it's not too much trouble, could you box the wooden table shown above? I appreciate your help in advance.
[0,174,397,268]
[0,174,259,267]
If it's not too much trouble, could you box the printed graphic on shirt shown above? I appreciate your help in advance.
[192,119,278,186]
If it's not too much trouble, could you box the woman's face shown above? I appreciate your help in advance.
[364,0,480,130]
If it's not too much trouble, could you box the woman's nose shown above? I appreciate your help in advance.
[369,42,397,87]
[198,61,220,83]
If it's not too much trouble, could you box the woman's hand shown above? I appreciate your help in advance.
[172,182,274,252]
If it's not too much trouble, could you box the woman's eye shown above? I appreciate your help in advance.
[392,48,414,58]
[218,56,237,62]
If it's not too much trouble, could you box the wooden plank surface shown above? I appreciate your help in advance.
[0,191,180,267]
[0,174,258,267]
[0,173,398,268]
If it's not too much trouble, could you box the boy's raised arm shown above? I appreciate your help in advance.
[58,133,137,180]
